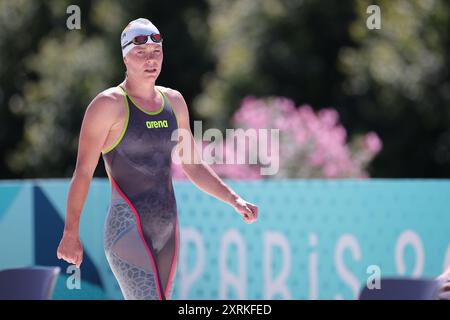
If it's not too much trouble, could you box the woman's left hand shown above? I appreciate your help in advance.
[232,197,258,224]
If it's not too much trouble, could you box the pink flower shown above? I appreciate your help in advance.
[332,126,347,144]
[293,126,308,145]
[318,108,339,128]
[199,96,383,179]
[323,163,339,178]
[309,150,325,167]
[276,97,296,114]
[364,132,382,154]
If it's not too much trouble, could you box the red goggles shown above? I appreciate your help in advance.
[122,34,163,49]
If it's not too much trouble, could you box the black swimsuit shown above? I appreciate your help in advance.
[102,86,179,300]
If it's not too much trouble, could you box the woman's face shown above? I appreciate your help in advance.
[124,43,163,80]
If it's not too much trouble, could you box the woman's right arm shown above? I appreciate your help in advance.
[57,92,119,268]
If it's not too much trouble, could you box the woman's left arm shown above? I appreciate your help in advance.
[166,89,258,224]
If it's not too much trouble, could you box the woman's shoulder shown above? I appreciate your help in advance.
[155,86,189,125]
[85,86,126,122]
[155,85,187,111]
[88,87,125,110]
[96,86,126,103]
[156,85,183,100]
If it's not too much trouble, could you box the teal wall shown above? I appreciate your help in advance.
[0,179,449,300]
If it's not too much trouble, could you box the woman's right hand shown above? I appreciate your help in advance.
[56,232,83,268]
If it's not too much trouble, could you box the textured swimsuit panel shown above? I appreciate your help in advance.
[102,86,179,300]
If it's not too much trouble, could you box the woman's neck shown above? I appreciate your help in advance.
[121,75,157,100]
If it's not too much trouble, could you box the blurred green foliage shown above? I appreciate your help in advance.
[0,0,449,178]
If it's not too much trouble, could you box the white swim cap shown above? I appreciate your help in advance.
[121,18,162,58]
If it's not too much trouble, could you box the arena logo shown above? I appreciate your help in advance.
[146,120,168,129]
